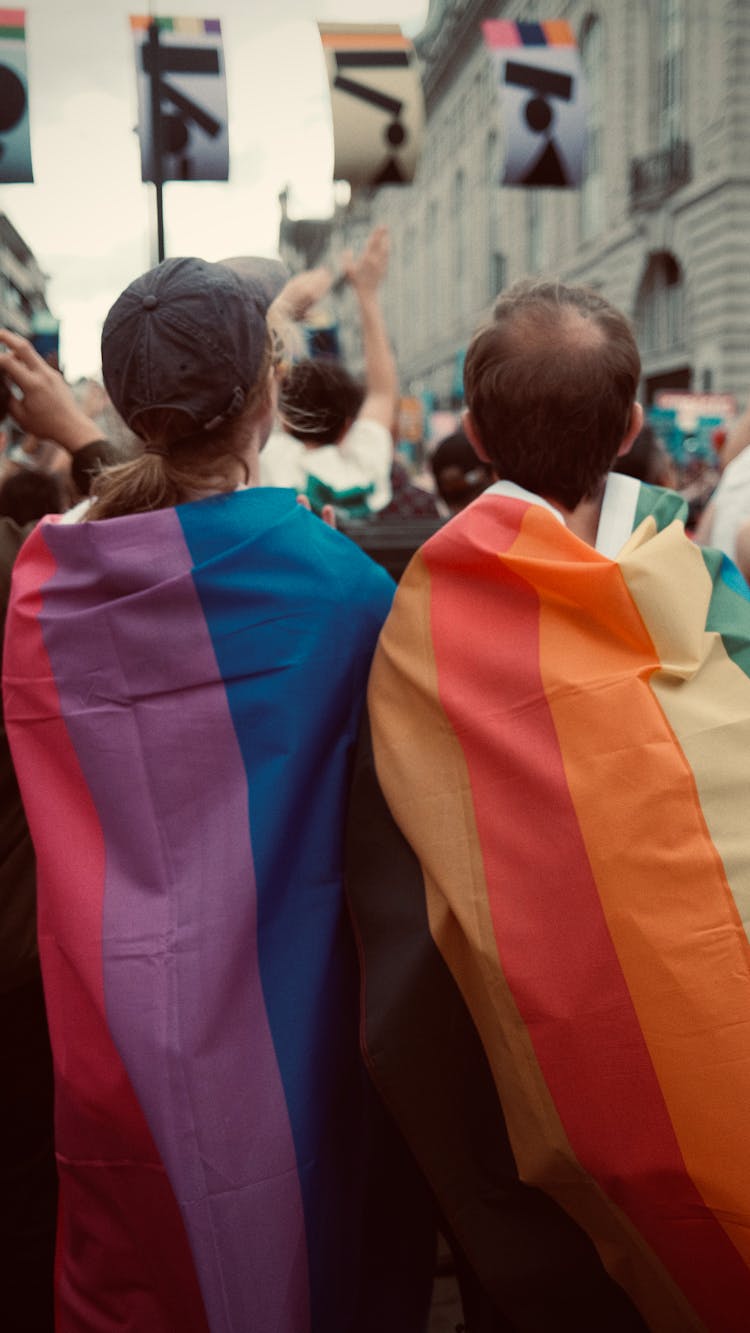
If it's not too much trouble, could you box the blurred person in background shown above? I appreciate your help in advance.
[430,427,493,515]
[261,227,396,520]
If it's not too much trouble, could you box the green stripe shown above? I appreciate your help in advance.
[702,545,750,679]
[0,26,24,37]
[633,482,687,534]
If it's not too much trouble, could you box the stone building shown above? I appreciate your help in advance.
[287,0,750,414]
[0,212,51,340]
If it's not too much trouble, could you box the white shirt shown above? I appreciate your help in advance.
[486,472,641,559]
[708,446,750,563]
[259,418,393,513]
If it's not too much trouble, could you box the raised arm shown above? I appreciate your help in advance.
[342,227,398,431]
[266,267,333,373]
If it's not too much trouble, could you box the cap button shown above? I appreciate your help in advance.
[142,294,158,310]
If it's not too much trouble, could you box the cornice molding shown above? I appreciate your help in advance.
[416,0,500,108]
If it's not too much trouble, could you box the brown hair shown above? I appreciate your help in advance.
[279,359,364,446]
[87,339,273,520]
[463,279,640,510]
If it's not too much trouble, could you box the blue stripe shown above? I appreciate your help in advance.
[518,20,546,45]
[177,489,393,1329]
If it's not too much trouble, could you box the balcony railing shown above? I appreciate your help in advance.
[630,140,692,211]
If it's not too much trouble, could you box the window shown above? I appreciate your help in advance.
[490,252,507,299]
[635,252,685,354]
[527,192,544,272]
[426,199,439,328]
[658,0,687,149]
[580,14,604,240]
[486,129,498,187]
[453,169,466,282]
[404,224,418,345]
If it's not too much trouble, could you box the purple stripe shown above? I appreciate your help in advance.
[40,512,309,1333]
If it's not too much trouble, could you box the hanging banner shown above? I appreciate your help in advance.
[482,20,588,188]
[0,8,33,182]
[130,15,229,182]
[319,23,424,188]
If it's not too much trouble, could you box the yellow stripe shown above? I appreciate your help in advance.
[614,519,750,1257]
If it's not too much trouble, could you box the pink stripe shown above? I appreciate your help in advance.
[482,19,522,49]
[4,525,209,1332]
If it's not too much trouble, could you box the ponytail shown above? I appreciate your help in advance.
[88,340,272,521]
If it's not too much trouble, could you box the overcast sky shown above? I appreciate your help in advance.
[2,0,429,378]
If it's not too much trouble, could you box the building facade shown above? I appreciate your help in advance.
[285,0,750,414]
[0,212,51,340]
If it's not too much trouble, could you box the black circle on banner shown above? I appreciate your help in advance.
[525,96,553,134]
[162,113,190,155]
[0,66,26,133]
[386,120,407,147]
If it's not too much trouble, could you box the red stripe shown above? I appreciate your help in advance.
[4,526,208,1332]
[424,495,750,1326]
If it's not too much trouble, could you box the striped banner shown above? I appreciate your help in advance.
[481,16,588,187]
[4,488,394,1332]
[130,12,229,182]
[348,482,750,1331]
[0,6,33,181]
[318,22,424,187]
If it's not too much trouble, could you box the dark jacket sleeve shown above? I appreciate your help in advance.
[71,438,113,496]
[0,518,39,993]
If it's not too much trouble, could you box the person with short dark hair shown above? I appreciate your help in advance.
[347,278,750,1330]
[612,421,677,489]
[0,467,64,526]
[429,429,493,515]
[462,278,643,523]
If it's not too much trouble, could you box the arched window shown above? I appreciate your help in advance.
[580,14,604,240]
[426,199,439,327]
[635,252,685,354]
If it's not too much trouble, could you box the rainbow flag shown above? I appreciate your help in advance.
[3,488,394,1332]
[347,479,750,1331]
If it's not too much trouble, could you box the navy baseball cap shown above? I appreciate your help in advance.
[101,255,287,443]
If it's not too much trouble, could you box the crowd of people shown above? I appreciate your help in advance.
[1,227,750,1333]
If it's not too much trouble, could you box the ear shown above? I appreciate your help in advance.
[616,401,644,458]
[462,408,490,463]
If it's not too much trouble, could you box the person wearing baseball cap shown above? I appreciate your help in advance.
[1,253,412,1332]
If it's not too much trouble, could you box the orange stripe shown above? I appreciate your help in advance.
[542,20,576,45]
[319,28,409,49]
